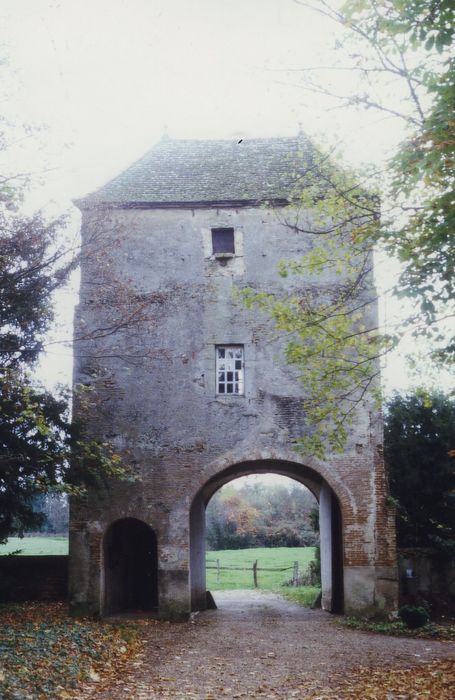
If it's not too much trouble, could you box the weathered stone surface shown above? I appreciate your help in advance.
[71,138,398,619]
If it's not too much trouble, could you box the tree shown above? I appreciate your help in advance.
[242,150,386,456]
[295,0,455,357]
[385,390,455,553]
[0,168,124,543]
[30,493,69,534]
[206,481,318,550]
[206,487,260,550]
[339,0,454,363]
[243,0,454,455]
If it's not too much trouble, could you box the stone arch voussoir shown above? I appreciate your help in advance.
[189,446,355,523]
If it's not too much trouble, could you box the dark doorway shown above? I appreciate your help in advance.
[104,518,158,614]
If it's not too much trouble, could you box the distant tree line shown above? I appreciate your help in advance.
[206,481,319,550]
[30,494,69,535]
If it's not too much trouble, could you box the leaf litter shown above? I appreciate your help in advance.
[0,601,141,699]
[1,597,455,699]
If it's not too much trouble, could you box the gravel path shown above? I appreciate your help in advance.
[91,590,455,699]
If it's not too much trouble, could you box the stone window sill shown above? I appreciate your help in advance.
[213,252,235,260]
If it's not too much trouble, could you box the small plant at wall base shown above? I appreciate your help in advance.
[399,605,429,629]
[340,616,455,640]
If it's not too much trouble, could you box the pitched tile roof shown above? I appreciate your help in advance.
[77,135,314,208]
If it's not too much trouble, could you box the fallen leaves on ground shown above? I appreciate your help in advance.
[308,658,455,699]
[1,603,454,699]
[114,659,455,699]
[0,602,142,699]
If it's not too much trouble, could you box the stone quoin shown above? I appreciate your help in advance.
[70,135,398,620]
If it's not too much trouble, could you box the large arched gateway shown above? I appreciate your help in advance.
[70,136,398,620]
[190,460,343,614]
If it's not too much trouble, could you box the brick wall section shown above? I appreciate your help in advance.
[0,556,68,602]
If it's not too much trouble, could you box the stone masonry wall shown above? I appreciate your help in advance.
[70,204,397,618]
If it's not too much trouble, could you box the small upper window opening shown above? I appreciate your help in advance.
[212,227,235,256]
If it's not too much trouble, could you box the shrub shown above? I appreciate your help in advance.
[398,605,429,629]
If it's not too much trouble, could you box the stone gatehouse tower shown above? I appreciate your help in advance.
[70,135,398,619]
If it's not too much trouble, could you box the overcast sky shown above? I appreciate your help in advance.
[2,0,442,393]
[3,0,407,201]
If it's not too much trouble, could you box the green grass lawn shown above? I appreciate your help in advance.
[206,546,316,590]
[0,536,68,556]
[206,547,320,607]
[280,586,321,607]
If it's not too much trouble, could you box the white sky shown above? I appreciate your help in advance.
[3,0,404,199]
[2,0,448,394]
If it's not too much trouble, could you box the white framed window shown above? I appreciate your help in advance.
[216,345,244,395]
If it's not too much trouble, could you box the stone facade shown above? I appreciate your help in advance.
[70,137,398,619]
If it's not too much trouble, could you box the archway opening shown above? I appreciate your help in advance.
[206,475,319,597]
[190,459,344,614]
[103,518,158,615]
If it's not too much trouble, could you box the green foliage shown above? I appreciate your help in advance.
[0,147,126,544]
[241,1,454,457]
[384,390,455,552]
[206,481,318,550]
[241,149,389,456]
[340,0,455,362]
[398,604,430,628]
[389,58,455,363]
[0,371,125,543]
[279,586,321,608]
[343,1,454,52]
[309,544,321,587]
[340,616,455,639]
[0,205,73,368]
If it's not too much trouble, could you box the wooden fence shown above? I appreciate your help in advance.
[206,559,301,587]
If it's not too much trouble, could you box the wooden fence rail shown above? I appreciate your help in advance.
[206,559,301,587]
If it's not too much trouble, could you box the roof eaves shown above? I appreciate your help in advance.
[74,197,291,211]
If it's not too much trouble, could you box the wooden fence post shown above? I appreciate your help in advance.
[253,560,258,588]
[216,559,220,584]
[293,561,299,586]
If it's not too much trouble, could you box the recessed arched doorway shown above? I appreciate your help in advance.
[190,459,344,614]
[103,518,158,615]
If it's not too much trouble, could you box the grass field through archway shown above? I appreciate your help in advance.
[206,546,320,606]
